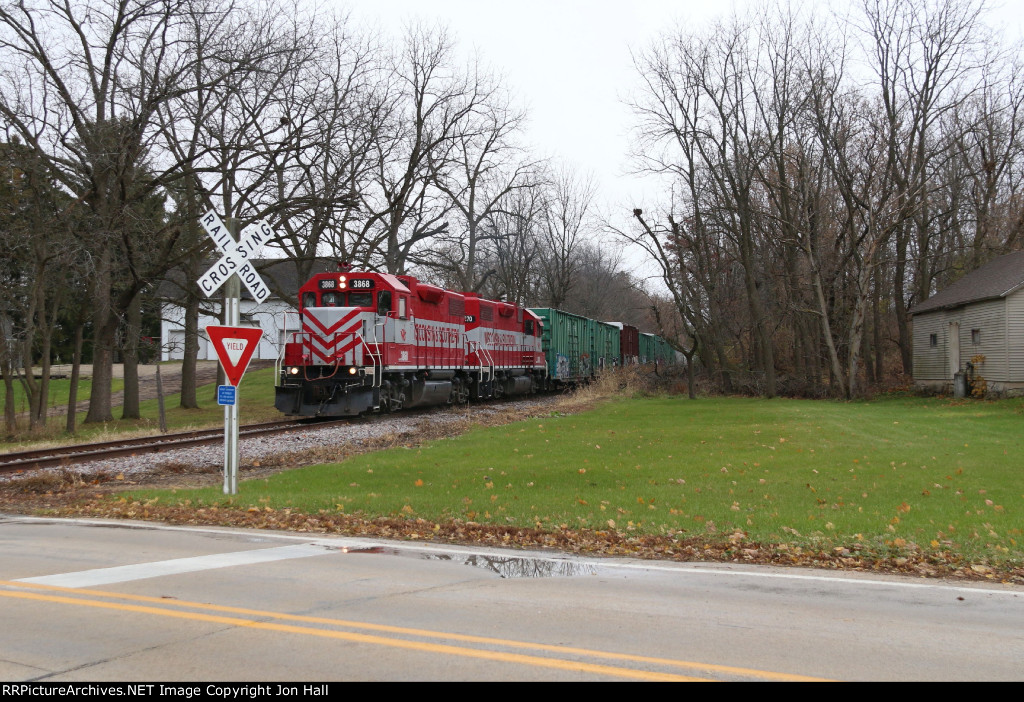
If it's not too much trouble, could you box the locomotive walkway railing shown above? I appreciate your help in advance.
[366,319,385,389]
[488,343,541,369]
[275,310,303,386]
[467,341,495,384]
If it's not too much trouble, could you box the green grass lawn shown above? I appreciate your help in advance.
[4,376,123,416]
[2,366,280,448]
[130,394,1024,566]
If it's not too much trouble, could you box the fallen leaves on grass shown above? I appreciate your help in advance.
[6,491,1016,585]
[3,385,1022,586]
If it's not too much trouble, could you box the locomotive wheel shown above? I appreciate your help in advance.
[390,391,405,412]
[381,387,403,413]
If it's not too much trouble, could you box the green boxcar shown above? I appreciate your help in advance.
[531,308,615,383]
[638,333,677,365]
[594,320,621,371]
[654,335,675,365]
[639,332,656,364]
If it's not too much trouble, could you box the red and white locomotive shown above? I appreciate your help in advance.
[275,266,546,417]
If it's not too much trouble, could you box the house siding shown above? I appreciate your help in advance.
[959,298,1007,382]
[912,252,1024,395]
[912,312,948,380]
[160,299,297,362]
[1008,290,1024,382]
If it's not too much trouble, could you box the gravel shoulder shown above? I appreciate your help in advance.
[1,394,569,491]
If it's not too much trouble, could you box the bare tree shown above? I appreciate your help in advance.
[628,16,779,394]
[0,0,262,422]
[478,183,545,305]
[349,24,486,274]
[425,77,537,291]
[858,0,992,374]
[537,166,596,308]
[154,0,345,403]
[623,0,1020,397]
[261,16,381,286]
[0,138,78,428]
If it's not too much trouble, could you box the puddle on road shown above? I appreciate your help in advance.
[339,546,598,578]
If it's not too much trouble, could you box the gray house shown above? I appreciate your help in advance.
[912,250,1024,396]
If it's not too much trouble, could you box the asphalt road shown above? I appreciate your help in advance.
[1,516,1022,682]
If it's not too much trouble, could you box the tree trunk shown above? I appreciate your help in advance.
[122,292,142,419]
[180,281,201,409]
[811,261,846,398]
[86,249,116,424]
[871,267,883,384]
[684,345,697,400]
[34,330,51,428]
[893,227,913,376]
[846,276,871,399]
[66,324,84,435]
[1,350,15,434]
[19,282,42,428]
[741,250,776,396]
[156,363,167,433]
[86,313,118,424]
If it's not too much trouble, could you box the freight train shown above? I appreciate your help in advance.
[274,267,675,417]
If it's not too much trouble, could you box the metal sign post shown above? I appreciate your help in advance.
[197,210,275,496]
[225,260,240,495]
[206,324,262,495]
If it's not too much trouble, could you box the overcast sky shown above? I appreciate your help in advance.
[342,2,1024,208]
[339,1,763,210]
[340,0,1024,248]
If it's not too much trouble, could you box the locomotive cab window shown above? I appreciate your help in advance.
[349,292,373,308]
[399,296,407,319]
[378,290,392,313]
[525,320,535,336]
[302,292,316,308]
[322,292,341,307]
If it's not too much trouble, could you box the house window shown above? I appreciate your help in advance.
[972,329,982,345]
[928,333,937,347]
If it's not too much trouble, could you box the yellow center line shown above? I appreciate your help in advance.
[1,589,700,682]
[0,580,829,682]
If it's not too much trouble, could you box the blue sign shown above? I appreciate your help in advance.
[217,385,237,406]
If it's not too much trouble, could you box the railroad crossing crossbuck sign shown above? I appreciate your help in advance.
[197,209,276,303]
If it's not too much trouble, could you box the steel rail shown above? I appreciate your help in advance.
[0,419,347,475]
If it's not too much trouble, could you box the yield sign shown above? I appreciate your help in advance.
[207,325,263,386]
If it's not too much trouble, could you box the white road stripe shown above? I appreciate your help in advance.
[5,516,1022,597]
[15,544,331,588]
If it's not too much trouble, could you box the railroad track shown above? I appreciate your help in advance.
[0,419,347,475]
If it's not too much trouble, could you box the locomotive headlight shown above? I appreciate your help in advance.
[289,366,299,375]
[339,274,347,289]
[348,366,358,375]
